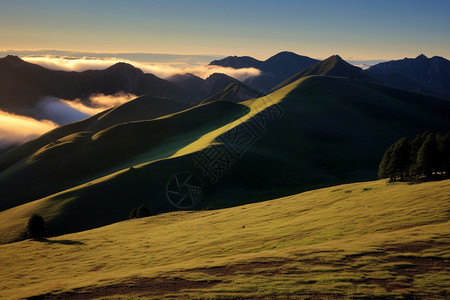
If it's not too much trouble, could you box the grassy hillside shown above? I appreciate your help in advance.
[0,99,249,210]
[0,179,448,299]
[0,75,449,243]
[0,95,189,172]
[272,55,370,91]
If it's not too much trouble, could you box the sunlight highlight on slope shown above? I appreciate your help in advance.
[170,76,306,158]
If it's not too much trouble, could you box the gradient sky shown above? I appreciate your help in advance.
[1,0,449,60]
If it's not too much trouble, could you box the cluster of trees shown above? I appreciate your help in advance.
[379,131,450,181]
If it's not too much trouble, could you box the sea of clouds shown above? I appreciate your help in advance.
[0,93,136,150]
[0,51,264,150]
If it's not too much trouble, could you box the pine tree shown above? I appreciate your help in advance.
[409,132,428,177]
[439,131,450,177]
[388,137,411,181]
[416,133,438,178]
[378,144,394,179]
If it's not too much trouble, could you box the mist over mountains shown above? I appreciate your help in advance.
[1,51,449,151]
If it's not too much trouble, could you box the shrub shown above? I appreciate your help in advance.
[129,205,151,219]
[27,214,46,239]
[129,207,138,219]
[137,205,151,218]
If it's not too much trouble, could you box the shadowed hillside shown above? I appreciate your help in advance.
[0,73,449,242]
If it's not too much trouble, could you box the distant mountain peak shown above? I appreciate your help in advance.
[416,54,428,60]
[1,55,25,64]
[104,62,145,82]
[107,62,143,73]
[271,54,367,91]
[324,55,344,63]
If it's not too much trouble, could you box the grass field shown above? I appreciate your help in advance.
[0,179,448,299]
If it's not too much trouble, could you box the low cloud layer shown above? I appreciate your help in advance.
[22,55,261,81]
[0,110,57,150]
[0,93,136,150]
[62,92,136,115]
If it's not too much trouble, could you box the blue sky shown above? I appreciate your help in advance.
[1,0,449,60]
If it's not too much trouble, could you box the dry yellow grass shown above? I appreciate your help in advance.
[0,179,449,299]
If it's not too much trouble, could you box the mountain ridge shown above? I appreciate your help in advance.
[367,54,450,96]
[210,51,320,92]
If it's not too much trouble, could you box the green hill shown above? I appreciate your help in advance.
[0,74,449,243]
[273,55,370,91]
[0,179,448,299]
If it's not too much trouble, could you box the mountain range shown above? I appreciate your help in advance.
[210,51,320,92]
[0,51,449,243]
[366,54,450,98]
[166,72,263,105]
[0,56,259,121]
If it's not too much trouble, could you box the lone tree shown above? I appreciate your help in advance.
[27,214,46,239]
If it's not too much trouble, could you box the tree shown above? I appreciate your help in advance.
[416,133,439,178]
[409,132,428,177]
[27,214,46,239]
[387,137,411,181]
[438,131,450,177]
[129,205,151,219]
[378,144,394,180]
[137,205,151,218]
[129,207,138,219]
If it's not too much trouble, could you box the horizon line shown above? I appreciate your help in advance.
[2,48,444,62]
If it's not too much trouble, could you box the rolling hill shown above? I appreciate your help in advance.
[0,179,448,299]
[273,55,370,90]
[0,72,449,243]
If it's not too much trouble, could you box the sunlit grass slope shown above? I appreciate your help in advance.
[0,179,448,299]
[1,75,450,243]
[0,99,249,210]
[0,95,188,173]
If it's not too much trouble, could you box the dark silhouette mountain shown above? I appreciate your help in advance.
[0,55,188,117]
[273,55,369,90]
[367,71,450,98]
[166,73,205,95]
[200,82,260,104]
[209,51,319,92]
[366,54,450,97]
[209,56,263,69]
[167,72,263,104]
